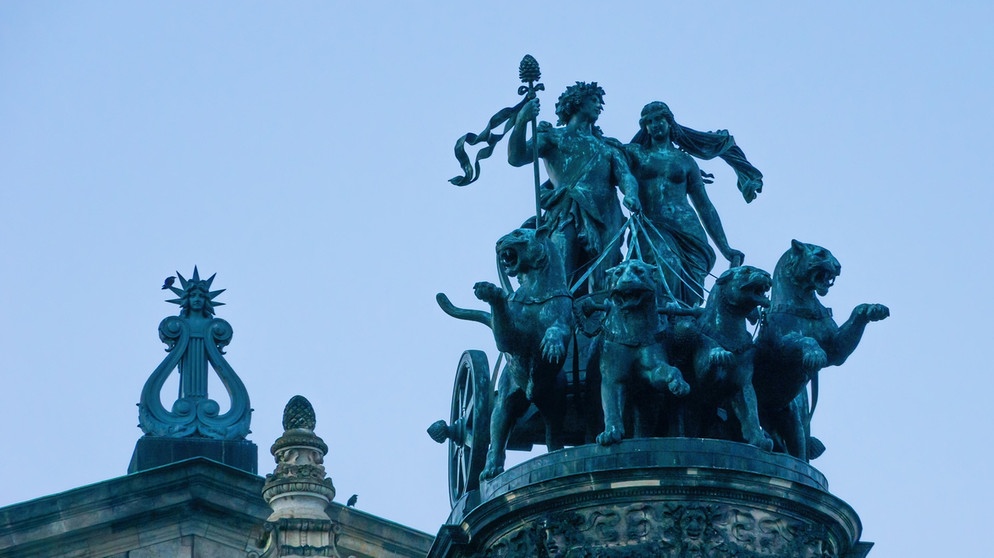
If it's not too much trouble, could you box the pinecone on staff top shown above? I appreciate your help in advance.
[519,55,541,83]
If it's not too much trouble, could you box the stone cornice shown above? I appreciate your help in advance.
[0,458,268,558]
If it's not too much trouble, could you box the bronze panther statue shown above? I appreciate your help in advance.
[436,227,573,480]
[670,266,773,450]
[753,240,889,460]
[589,259,690,446]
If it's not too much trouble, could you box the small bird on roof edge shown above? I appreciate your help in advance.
[161,276,176,290]
[346,494,358,507]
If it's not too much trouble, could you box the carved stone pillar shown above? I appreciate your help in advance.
[257,396,341,558]
[429,438,872,558]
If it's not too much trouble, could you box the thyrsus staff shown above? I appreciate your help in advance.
[449,55,546,228]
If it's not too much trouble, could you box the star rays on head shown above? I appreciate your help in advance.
[165,266,225,316]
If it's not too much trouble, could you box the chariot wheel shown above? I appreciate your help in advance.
[448,350,491,506]
[428,350,492,506]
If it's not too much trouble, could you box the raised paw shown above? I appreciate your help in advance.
[647,366,690,396]
[707,347,735,370]
[853,303,890,323]
[473,281,504,303]
[540,328,567,362]
[864,303,890,322]
[596,426,624,446]
[668,373,691,397]
[802,347,828,371]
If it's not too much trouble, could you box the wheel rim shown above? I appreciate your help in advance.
[448,350,491,506]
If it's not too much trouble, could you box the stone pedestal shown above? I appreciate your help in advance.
[429,438,872,558]
[128,436,258,474]
[252,395,341,558]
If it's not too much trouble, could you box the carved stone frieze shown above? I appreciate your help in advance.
[483,502,838,558]
[427,440,868,558]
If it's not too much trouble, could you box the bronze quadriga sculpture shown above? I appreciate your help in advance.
[427,55,885,558]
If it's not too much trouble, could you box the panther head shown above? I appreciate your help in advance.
[780,240,842,297]
[605,259,660,309]
[710,265,772,315]
[496,228,548,278]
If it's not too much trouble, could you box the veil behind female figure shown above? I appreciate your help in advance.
[631,102,764,204]
[626,101,761,306]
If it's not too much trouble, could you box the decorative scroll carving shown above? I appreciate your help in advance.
[137,267,251,440]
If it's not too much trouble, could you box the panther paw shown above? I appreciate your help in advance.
[747,431,774,452]
[479,464,504,482]
[668,374,691,397]
[596,426,624,446]
[648,367,691,396]
[857,303,890,322]
[473,281,504,303]
[707,347,735,370]
[802,347,828,371]
[540,329,567,362]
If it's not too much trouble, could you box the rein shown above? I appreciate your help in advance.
[767,304,833,320]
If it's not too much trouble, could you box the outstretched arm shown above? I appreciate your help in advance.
[508,98,543,167]
[612,149,641,213]
[688,166,744,266]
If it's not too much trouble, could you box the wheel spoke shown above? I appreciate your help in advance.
[457,373,466,416]
[464,394,475,427]
[454,448,463,485]
[457,447,468,484]
[461,367,472,413]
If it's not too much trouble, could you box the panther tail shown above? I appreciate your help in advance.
[436,293,493,329]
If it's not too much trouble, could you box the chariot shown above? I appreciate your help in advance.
[426,214,708,507]
[427,334,601,507]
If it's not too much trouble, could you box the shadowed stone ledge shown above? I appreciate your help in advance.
[431,438,871,558]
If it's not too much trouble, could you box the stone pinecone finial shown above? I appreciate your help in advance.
[282,395,317,431]
[262,395,335,521]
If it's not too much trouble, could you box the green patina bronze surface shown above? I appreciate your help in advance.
[508,82,640,294]
[668,266,772,451]
[625,101,745,306]
[593,259,689,446]
[753,241,889,460]
[138,267,252,440]
[433,57,889,509]
[437,227,573,482]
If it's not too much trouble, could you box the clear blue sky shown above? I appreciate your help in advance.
[1,3,991,556]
